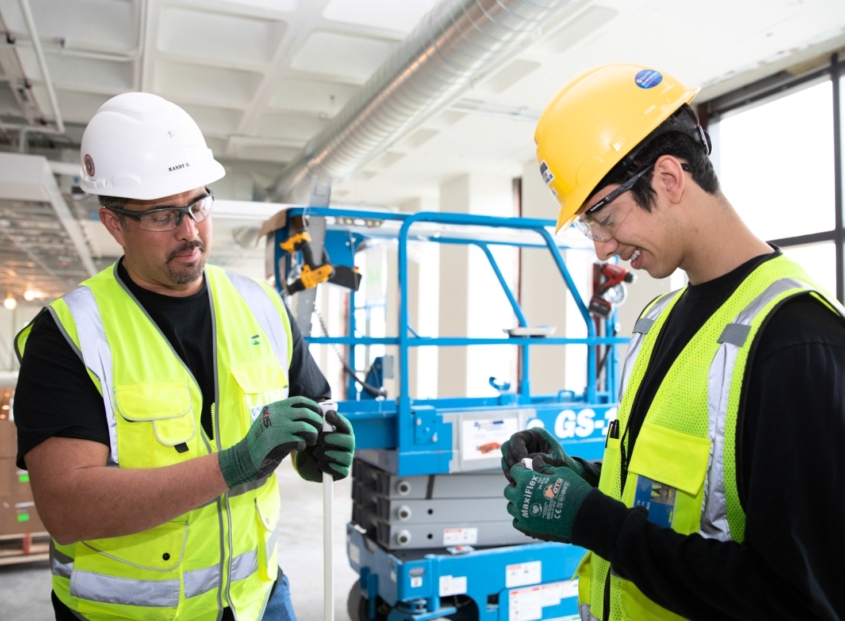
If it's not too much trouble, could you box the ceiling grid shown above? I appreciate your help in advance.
[0,0,838,304]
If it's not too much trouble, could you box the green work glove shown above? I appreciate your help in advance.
[504,455,593,544]
[501,428,586,485]
[218,396,323,489]
[294,409,355,482]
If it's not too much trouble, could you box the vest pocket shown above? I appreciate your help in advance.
[618,578,687,621]
[575,551,592,604]
[71,520,188,621]
[230,360,289,431]
[254,480,280,583]
[115,382,197,448]
[625,422,711,535]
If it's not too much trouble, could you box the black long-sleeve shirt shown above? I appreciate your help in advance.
[571,249,845,620]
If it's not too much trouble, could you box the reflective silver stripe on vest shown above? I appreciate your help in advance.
[184,565,221,599]
[229,474,271,499]
[227,273,290,373]
[618,290,682,401]
[580,604,599,621]
[70,570,179,608]
[62,286,119,465]
[267,529,278,561]
[231,548,259,582]
[50,541,73,579]
[701,278,805,541]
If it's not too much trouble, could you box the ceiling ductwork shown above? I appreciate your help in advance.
[267,0,571,204]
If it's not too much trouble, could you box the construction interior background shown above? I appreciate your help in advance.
[0,0,845,619]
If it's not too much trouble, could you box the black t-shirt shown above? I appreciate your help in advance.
[572,248,845,620]
[14,260,331,468]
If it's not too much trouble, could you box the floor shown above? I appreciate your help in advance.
[0,459,358,621]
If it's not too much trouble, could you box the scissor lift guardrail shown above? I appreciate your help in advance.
[269,207,628,620]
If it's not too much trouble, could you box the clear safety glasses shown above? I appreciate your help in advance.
[573,164,655,242]
[107,190,214,232]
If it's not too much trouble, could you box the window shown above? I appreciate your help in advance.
[706,53,844,300]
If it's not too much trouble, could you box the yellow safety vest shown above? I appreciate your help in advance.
[16,263,294,621]
[576,255,842,621]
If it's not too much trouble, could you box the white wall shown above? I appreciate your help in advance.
[520,160,590,395]
[400,196,440,400]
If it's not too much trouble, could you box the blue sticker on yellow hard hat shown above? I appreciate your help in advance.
[635,70,663,89]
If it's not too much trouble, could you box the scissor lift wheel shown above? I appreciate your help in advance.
[347,585,389,621]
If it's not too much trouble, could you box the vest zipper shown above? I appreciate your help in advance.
[603,571,611,621]
[618,301,674,496]
[207,278,230,618]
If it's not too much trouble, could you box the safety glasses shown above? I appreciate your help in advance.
[574,164,655,242]
[107,190,213,232]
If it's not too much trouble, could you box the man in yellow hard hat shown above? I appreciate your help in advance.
[501,64,845,620]
[13,93,355,621]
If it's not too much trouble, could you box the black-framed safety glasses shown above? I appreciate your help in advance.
[573,163,655,242]
[107,189,214,232]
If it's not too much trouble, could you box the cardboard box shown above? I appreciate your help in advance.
[0,458,32,500]
[0,496,44,535]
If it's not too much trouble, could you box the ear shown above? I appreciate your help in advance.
[99,207,127,249]
[652,155,686,205]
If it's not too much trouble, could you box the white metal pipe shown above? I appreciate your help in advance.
[48,161,82,177]
[0,40,138,62]
[0,122,63,135]
[17,0,64,134]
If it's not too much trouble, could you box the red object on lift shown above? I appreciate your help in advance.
[590,262,635,319]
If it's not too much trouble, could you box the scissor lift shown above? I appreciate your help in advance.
[267,207,629,621]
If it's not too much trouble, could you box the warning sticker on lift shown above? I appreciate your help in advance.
[508,580,578,621]
[461,418,519,461]
[440,575,468,597]
[506,561,541,588]
[443,527,478,546]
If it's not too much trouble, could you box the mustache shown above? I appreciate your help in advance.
[167,240,205,262]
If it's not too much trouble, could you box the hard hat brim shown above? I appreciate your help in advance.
[81,158,225,201]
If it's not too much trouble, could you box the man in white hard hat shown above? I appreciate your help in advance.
[13,92,355,621]
[501,64,845,619]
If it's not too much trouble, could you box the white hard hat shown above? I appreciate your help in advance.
[79,92,225,200]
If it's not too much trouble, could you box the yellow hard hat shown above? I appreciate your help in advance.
[535,64,700,232]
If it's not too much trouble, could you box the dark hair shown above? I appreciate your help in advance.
[590,104,720,211]
[98,195,130,226]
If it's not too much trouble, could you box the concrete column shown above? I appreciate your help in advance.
[397,198,439,400]
[438,174,517,398]
[520,161,580,395]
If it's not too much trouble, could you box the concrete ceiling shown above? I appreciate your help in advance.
[0,0,843,303]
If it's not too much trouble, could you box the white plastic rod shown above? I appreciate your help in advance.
[320,403,336,621]
[323,469,334,621]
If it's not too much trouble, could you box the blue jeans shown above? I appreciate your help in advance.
[262,573,296,621]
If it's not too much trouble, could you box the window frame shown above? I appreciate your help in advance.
[702,52,845,302]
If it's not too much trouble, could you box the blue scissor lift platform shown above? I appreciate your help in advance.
[268,207,628,621]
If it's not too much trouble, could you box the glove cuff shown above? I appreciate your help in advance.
[218,441,256,489]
